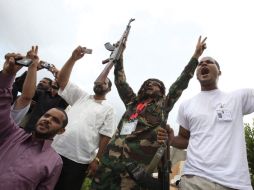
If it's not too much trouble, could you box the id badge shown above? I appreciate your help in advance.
[120,120,138,135]
[216,109,232,121]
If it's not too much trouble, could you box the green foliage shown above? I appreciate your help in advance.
[244,121,254,187]
[81,177,92,190]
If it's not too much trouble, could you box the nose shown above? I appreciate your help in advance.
[147,82,153,87]
[43,116,51,123]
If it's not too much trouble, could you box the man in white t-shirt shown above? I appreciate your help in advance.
[52,46,116,190]
[11,46,38,125]
[158,56,253,190]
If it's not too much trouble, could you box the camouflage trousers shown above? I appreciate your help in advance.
[91,162,143,190]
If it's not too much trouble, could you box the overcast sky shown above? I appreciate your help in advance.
[1,0,254,131]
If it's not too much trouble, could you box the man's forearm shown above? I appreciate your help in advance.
[14,71,27,92]
[171,136,189,149]
[0,71,16,135]
[114,56,127,84]
[165,57,198,113]
[96,134,111,159]
[15,66,37,109]
[58,57,76,90]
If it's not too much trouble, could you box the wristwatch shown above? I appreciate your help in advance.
[94,157,100,164]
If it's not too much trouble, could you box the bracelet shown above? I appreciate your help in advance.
[94,157,100,164]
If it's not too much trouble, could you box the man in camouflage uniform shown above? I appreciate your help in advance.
[91,36,207,190]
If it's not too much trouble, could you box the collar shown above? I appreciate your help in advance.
[28,135,53,152]
[200,89,220,94]
[41,139,53,152]
[90,95,104,104]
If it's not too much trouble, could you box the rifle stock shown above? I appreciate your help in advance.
[146,121,171,190]
[94,18,135,84]
[94,60,114,84]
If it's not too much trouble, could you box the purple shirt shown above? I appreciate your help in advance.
[0,72,63,190]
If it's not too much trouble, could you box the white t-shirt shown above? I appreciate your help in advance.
[177,89,254,190]
[52,82,116,164]
[11,101,30,125]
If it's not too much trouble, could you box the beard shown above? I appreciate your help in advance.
[33,128,59,139]
[37,84,48,91]
[93,86,107,96]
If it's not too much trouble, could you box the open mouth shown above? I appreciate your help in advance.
[38,122,49,130]
[201,67,210,75]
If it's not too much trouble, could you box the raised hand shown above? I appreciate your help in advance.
[87,159,99,177]
[70,46,87,62]
[193,36,207,59]
[3,53,23,75]
[26,46,40,69]
[48,64,59,78]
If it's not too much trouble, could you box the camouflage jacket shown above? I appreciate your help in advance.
[102,57,198,170]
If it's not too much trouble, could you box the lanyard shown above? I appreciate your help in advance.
[129,101,149,120]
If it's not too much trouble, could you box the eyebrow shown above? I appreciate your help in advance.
[44,113,61,124]
[199,60,215,64]
[149,81,161,87]
[52,116,61,124]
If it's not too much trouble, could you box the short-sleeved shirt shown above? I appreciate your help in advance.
[52,82,116,164]
[11,100,30,125]
[177,89,254,190]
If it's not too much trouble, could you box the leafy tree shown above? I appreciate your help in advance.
[244,121,254,187]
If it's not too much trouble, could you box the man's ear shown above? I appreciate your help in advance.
[57,128,65,135]
[218,70,222,76]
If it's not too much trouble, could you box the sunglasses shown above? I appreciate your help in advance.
[147,81,162,88]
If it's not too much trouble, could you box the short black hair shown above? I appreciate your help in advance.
[55,107,68,128]
[214,60,220,71]
[200,56,220,71]
[138,78,166,98]
[43,77,53,86]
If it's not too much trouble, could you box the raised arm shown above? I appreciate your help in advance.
[14,46,39,110]
[0,53,23,137]
[48,64,59,80]
[57,46,88,91]
[114,55,136,105]
[164,36,207,114]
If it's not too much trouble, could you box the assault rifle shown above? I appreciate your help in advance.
[126,123,171,190]
[94,18,135,84]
